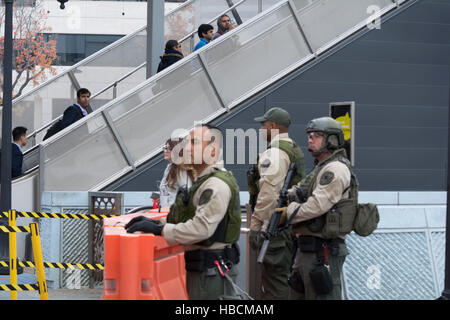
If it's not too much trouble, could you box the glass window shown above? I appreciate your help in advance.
[44,33,124,66]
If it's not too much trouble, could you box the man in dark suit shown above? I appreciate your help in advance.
[43,88,91,140]
[11,126,28,179]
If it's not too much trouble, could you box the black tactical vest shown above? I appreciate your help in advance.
[293,149,359,239]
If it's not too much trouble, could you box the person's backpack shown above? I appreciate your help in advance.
[353,203,380,237]
[43,120,62,141]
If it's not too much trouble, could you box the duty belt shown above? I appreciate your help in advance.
[184,243,240,272]
[297,235,344,256]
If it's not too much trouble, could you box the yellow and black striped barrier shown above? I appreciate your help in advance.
[2,210,48,300]
[1,209,112,300]
[0,225,31,233]
[1,211,117,220]
[0,284,40,292]
[0,260,104,271]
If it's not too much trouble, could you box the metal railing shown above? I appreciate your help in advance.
[11,0,256,150]
[12,0,195,106]
[35,0,410,193]
[24,0,269,149]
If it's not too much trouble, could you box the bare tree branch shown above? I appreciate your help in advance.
[0,0,57,100]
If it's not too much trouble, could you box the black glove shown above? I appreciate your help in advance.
[125,216,163,235]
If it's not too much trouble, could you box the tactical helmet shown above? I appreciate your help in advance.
[306,117,345,155]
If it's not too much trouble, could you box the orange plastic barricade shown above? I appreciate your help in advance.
[102,208,188,300]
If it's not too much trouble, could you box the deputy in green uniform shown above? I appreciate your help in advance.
[247,107,305,300]
[277,117,358,300]
[125,124,242,300]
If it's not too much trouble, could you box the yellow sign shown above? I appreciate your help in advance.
[336,112,351,140]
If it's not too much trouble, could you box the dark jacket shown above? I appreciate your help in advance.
[60,104,85,130]
[43,104,85,140]
[157,49,183,73]
[11,143,23,179]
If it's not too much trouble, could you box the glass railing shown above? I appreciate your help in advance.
[6,0,280,150]
[19,0,283,159]
[38,0,407,192]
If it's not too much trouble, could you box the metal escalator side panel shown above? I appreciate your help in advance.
[9,0,236,150]
[39,0,413,193]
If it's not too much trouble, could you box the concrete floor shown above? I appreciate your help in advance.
[0,273,103,300]
[0,287,103,300]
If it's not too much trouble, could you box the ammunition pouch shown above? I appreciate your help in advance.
[306,198,358,239]
[184,243,240,272]
[288,269,305,293]
[310,264,333,295]
[297,236,343,295]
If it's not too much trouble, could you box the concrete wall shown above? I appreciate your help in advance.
[44,0,180,35]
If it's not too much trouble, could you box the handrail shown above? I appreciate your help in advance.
[38,0,302,148]
[26,62,148,143]
[37,0,409,193]
[90,62,147,100]
[91,0,249,104]
[24,0,254,149]
[178,0,247,43]
[11,0,197,106]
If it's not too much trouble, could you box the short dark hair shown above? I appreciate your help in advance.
[77,88,91,98]
[12,126,27,141]
[197,24,214,39]
[165,39,179,51]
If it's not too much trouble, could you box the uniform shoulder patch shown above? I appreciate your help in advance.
[199,189,214,206]
[261,159,271,168]
[319,171,335,185]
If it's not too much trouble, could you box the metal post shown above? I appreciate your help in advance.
[8,210,17,300]
[287,0,314,55]
[190,35,195,53]
[101,111,135,170]
[113,83,117,100]
[0,0,14,276]
[146,0,165,79]
[225,0,243,25]
[439,66,450,300]
[198,52,229,112]
[258,0,263,13]
[67,70,81,91]
[30,223,48,300]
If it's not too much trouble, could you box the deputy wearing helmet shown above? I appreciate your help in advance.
[276,116,358,300]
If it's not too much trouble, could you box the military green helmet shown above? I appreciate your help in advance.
[306,117,345,153]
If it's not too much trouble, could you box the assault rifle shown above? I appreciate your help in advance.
[257,162,297,264]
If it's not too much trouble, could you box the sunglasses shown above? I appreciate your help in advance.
[308,132,324,140]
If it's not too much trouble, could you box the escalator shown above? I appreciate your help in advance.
[13,0,417,210]
[6,0,280,150]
